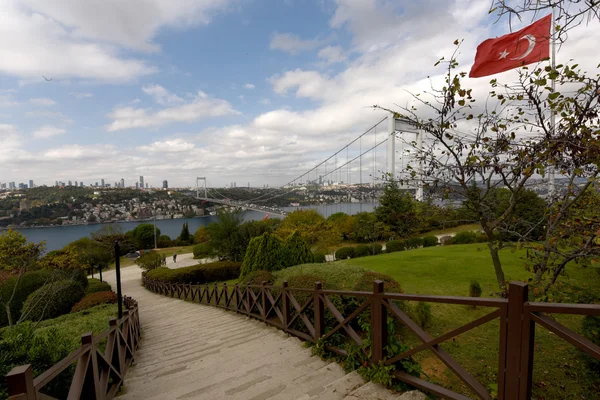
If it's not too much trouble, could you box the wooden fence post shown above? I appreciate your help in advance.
[234,283,239,312]
[6,364,35,400]
[503,282,534,400]
[282,281,290,333]
[261,281,267,322]
[314,282,324,341]
[371,280,387,363]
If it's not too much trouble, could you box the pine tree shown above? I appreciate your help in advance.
[241,232,284,276]
[179,222,191,244]
[283,231,314,268]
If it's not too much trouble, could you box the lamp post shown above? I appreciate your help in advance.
[114,241,123,319]
[153,204,158,249]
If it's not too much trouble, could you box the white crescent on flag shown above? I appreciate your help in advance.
[510,34,537,60]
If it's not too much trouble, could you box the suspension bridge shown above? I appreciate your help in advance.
[193,114,425,216]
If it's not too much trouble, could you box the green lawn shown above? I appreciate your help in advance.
[419,223,482,238]
[339,244,600,399]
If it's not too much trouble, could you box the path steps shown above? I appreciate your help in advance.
[102,265,424,400]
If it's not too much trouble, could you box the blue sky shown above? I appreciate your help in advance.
[1,0,597,188]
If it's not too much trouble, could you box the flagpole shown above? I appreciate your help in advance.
[548,6,557,197]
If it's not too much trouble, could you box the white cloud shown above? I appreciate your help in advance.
[0,0,236,82]
[137,139,195,154]
[106,90,238,131]
[244,83,256,89]
[43,144,115,160]
[69,92,93,99]
[259,98,271,105]
[142,84,185,105]
[318,45,346,64]
[25,111,73,124]
[0,95,18,107]
[32,125,66,138]
[29,97,56,106]
[270,32,322,55]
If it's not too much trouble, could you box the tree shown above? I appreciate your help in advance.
[375,179,420,238]
[135,252,163,271]
[127,223,160,250]
[66,237,112,273]
[194,226,209,243]
[206,210,244,261]
[240,232,284,277]
[178,222,191,245]
[283,231,314,268]
[352,212,390,243]
[376,42,600,290]
[327,212,354,240]
[276,209,341,251]
[91,224,132,258]
[0,230,45,326]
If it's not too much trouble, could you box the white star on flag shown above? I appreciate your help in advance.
[498,49,509,59]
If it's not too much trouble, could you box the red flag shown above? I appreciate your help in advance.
[469,15,551,78]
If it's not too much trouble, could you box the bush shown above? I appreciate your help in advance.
[274,263,366,290]
[452,231,479,244]
[469,281,482,298]
[85,279,112,295]
[193,242,214,259]
[367,243,383,255]
[22,279,85,322]
[422,236,438,247]
[582,316,600,374]
[353,271,402,293]
[335,246,355,260]
[354,244,370,258]
[157,235,173,248]
[0,270,57,327]
[240,270,275,286]
[71,291,117,313]
[440,235,454,245]
[405,237,424,250]
[283,231,315,267]
[145,261,241,284]
[71,269,88,289]
[135,251,163,271]
[240,232,285,277]
[414,301,432,328]
[385,240,405,253]
[313,252,326,263]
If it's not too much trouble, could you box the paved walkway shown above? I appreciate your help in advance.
[101,266,424,400]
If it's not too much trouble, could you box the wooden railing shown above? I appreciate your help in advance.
[5,296,141,400]
[142,277,600,400]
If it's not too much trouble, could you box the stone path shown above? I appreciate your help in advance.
[101,266,424,400]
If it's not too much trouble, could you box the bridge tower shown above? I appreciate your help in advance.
[196,177,207,199]
[387,113,424,201]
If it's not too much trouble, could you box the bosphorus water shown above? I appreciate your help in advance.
[12,203,378,251]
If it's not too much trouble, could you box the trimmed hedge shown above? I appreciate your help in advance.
[313,252,326,263]
[71,291,117,313]
[452,231,479,244]
[354,244,370,258]
[22,279,85,322]
[368,243,383,255]
[335,246,355,260]
[146,261,241,284]
[422,236,438,247]
[240,270,275,286]
[0,270,56,327]
[71,269,89,289]
[85,279,112,295]
[353,271,402,293]
[385,240,405,253]
[405,237,424,250]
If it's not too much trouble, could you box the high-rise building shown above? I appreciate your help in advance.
[18,183,26,189]
[162,180,168,189]
[101,178,105,187]
[0,183,6,189]
[139,176,144,189]
[135,182,139,189]
[95,182,98,187]
[121,178,125,188]
[9,182,16,190]
[145,183,148,189]
[80,182,84,187]
[68,180,72,186]
[75,181,78,187]
[29,180,34,188]
[55,181,59,187]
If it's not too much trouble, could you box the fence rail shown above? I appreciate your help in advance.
[6,296,141,400]
[142,277,600,400]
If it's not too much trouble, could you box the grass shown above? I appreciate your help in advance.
[419,223,482,237]
[340,244,600,399]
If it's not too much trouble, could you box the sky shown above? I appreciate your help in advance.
[1,0,598,188]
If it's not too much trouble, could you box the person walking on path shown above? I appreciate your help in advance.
[173,253,177,263]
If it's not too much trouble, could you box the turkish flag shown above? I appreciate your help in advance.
[469,15,551,78]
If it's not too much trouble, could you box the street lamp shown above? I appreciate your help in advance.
[153,204,157,249]
[114,241,123,319]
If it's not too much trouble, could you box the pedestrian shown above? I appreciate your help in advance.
[173,253,177,263]
[162,256,166,266]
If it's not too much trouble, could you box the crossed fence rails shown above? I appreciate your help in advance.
[5,296,141,400]
[143,276,600,400]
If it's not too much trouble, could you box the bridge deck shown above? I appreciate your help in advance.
[102,266,421,400]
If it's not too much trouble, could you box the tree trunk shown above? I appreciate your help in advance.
[488,243,506,291]
[5,303,13,327]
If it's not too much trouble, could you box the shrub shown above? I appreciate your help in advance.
[274,263,366,290]
[335,246,355,260]
[193,242,214,259]
[477,233,488,243]
[283,231,315,267]
[469,281,482,298]
[422,236,438,247]
[0,270,57,327]
[354,244,370,258]
[22,279,85,322]
[452,231,479,244]
[313,252,326,263]
[71,291,117,313]
[70,269,89,289]
[240,270,275,286]
[240,232,284,277]
[367,243,383,255]
[353,271,402,293]
[146,261,241,284]
[157,235,173,248]
[439,235,454,245]
[414,301,433,328]
[135,251,163,271]
[405,237,424,250]
[85,279,112,295]
[385,240,405,253]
